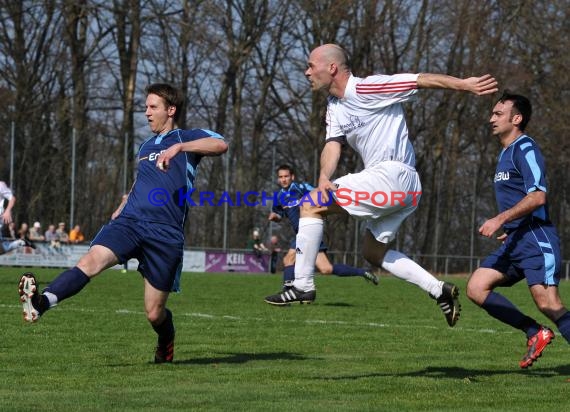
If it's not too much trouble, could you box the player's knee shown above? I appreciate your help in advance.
[536,303,554,320]
[362,249,375,265]
[466,277,488,306]
[536,302,565,321]
[361,232,388,265]
[465,282,478,303]
[362,247,385,267]
[318,263,333,274]
[146,307,164,325]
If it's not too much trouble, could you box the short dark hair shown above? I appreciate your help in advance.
[276,164,294,175]
[497,91,532,131]
[145,83,185,124]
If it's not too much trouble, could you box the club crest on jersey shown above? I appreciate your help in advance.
[494,171,510,182]
[339,115,366,135]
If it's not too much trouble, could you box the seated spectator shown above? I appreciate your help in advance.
[18,222,29,240]
[29,221,45,242]
[69,224,85,243]
[17,222,35,252]
[56,222,70,244]
[45,224,61,251]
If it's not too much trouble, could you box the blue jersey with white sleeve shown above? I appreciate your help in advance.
[272,181,314,233]
[494,134,550,231]
[121,128,224,227]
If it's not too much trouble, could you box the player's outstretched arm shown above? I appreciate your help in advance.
[156,138,228,171]
[417,73,498,96]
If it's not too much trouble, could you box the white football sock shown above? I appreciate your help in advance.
[381,249,443,298]
[292,217,323,292]
[43,291,58,308]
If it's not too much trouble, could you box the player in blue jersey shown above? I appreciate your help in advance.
[268,164,378,290]
[466,92,570,368]
[18,83,227,363]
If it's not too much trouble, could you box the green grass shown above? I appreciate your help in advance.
[1,268,569,411]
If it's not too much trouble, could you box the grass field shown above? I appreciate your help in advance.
[1,267,569,411]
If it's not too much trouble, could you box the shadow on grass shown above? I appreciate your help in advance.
[322,302,355,307]
[175,351,310,365]
[314,364,570,382]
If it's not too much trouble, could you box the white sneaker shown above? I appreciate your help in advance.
[18,273,40,322]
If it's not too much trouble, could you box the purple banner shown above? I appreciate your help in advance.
[205,251,269,273]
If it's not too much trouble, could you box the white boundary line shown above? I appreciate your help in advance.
[4,303,515,335]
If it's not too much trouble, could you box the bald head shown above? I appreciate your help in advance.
[305,44,352,96]
[314,44,351,72]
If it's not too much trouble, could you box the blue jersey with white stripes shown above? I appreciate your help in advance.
[272,181,314,233]
[121,128,224,227]
[494,134,550,231]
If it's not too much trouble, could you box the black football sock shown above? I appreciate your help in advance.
[153,308,175,344]
[43,266,90,304]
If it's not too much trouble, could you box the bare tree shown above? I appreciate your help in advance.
[112,0,141,195]
[0,0,66,227]
[0,0,569,267]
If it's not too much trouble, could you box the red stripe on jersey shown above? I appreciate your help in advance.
[356,81,417,94]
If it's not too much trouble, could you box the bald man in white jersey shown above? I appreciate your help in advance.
[0,181,16,233]
[0,181,31,254]
[265,44,498,327]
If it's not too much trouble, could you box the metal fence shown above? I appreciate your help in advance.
[6,242,570,280]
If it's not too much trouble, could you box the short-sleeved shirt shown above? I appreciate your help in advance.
[272,181,314,233]
[93,128,224,291]
[120,128,224,227]
[481,134,560,286]
[324,73,421,242]
[493,134,550,231]
[0,181,13,216]
[325,73,419,169]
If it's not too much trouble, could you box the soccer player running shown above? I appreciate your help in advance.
[265,44,498,327]
[0,180,16,233]
[18,83,227,363]
[466,92,570,368]
[268,164,378,290]
[0,181,34,252]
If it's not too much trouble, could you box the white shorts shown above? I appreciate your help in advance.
[332,161,422,243]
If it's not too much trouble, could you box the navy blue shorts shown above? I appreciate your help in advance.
[289,239,327,252]
[481,222,561,287]
[91,216,184,292]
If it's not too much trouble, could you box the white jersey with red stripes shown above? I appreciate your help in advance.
[325,73,419,168]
